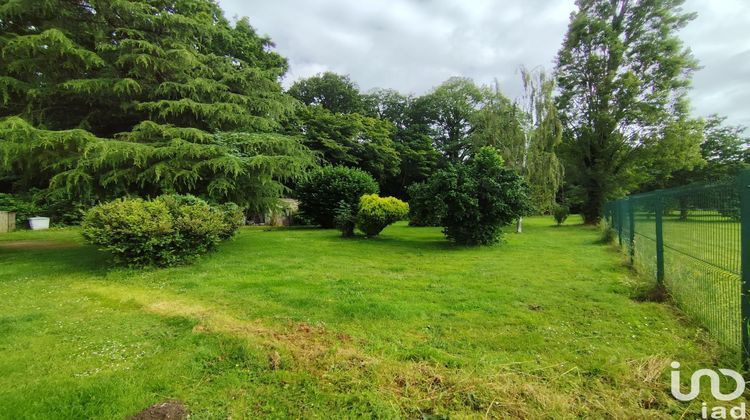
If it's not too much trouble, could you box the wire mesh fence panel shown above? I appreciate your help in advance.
[632,195,658,281]
[605,176,746,360]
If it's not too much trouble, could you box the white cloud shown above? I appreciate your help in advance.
[218,0,750,127]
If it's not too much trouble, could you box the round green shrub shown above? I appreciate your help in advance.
[356,194,409,236]
[430,147,532,245]
[81,194,241,267]
[296,166,379,228]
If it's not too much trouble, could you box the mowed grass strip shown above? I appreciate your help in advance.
[0,217,737,418]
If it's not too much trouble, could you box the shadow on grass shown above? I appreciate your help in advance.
[322,234,458,252]
[0,243,111,278]
[550,223,588,229]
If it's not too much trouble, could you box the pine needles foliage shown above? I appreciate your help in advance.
[0,0,314,211]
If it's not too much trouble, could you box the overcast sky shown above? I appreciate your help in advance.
[218,0,750,127]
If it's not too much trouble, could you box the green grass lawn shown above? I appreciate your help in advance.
[630,211,742,351]
[0,216,738,418]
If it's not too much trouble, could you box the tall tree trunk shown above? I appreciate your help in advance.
[582,183,604,225]
[516,217,523,233]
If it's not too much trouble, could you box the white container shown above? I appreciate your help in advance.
[29,217,50,230]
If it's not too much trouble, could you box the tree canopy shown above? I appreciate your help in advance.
[0,0,314,212]
[288,105,400,185]
[415,78,484,164]
[472,69,564,215]
[555,0,702,223]
[287,72,364,115]
[1,0,742,226]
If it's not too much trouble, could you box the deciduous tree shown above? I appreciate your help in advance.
[555,0,702,223]
[363,88,441,197]
[415,78,483,164]
[288,72,364,115]
[472,69,564,232]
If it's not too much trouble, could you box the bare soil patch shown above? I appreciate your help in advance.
[130,400,187,420]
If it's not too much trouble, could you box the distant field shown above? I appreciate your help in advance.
[0,217,738,418]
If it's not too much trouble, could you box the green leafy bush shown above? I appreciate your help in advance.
[217,203,246,239]
[296,166,379,228]
[0,193,40,226]
[406,182,443,227]
[553,204,570,226]
[30,189,95,225]
[333,201,357,237]
[0,190,96,227]
[430,147,531,245]
[81,195,241,267]
[356,194,409,236]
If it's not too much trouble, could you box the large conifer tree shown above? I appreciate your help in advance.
[0,0,314,211]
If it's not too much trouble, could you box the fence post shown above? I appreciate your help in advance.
[739,171,750,367]
[655,194,664,284]
[617,200,624,247]
[628,199,635,264]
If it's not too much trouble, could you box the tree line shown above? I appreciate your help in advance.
[1,0,748,225]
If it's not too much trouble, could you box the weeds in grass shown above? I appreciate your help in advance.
[599,226,617,244]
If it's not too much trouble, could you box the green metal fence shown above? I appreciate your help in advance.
[604,172,750,364]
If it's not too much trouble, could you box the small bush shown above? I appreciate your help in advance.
[356,194,409,236]
[296,166,379,228]
[216,202,245,239]
[81,195,240,267]
[430,147,531,245]
[32,190,95,225]
[333,201,356,237]
[0,193,40,226]
[553,204,570,226]
[406,182,443,227]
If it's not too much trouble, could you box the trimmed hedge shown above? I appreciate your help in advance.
[356,194,409,236]
[296,166,379,228]
[81,194,242,267]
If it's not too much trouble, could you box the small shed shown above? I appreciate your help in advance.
[0,211,16,233]
[249,199,299,226]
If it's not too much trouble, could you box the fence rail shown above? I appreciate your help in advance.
[604,172,750,364]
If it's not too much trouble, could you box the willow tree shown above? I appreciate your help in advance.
[0,0,314,212]
[519,68,564,216]
[555,0,702,223]
[471,69,563,232]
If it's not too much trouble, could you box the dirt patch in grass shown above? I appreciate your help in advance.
[79,284,694,418]
[83,284,373,373]
[130,400,188,420]
[0,240,79,250]
[633,282,670,303]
